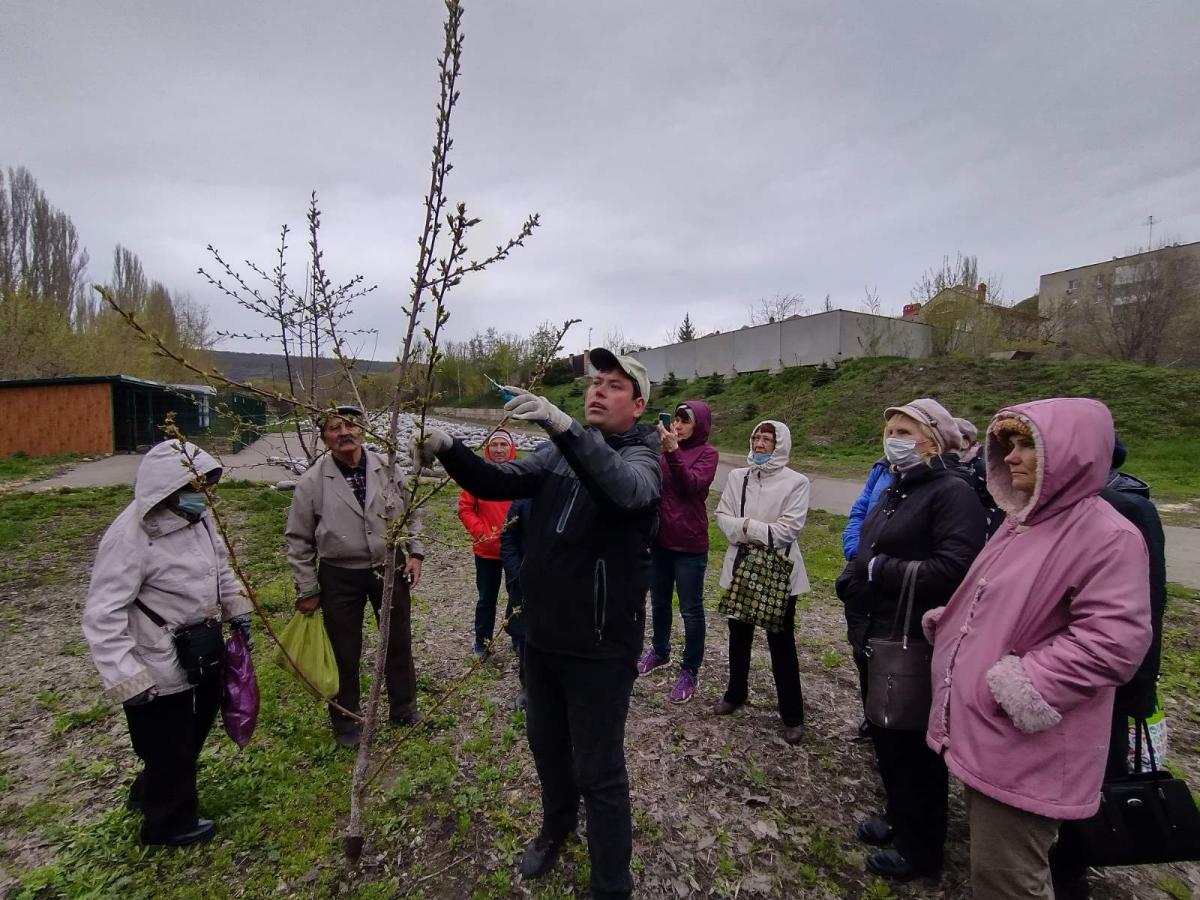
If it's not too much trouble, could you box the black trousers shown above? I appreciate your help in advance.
[124,676,221,843]
[473,556,504,653]
[318,561,416,734]
[722,596,804,727]
[524,644,637,899]
[504,576,526,686]
[871,725,948,873]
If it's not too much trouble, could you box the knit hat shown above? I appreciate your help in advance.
[884,398,961,454]
[991,415,1033,443]
[954,417,978,444]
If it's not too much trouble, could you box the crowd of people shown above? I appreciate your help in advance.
[80,346,1168,900]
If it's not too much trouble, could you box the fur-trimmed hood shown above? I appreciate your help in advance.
[985,398,1113,526]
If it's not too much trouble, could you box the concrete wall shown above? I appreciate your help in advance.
[631,310,931,383]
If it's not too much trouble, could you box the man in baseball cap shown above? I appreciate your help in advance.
[587,348,649,405]
[410,349,661,896]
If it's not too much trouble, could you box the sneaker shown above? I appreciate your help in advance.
[636,649,669,675]
[512,687,527,711]
[669,670,697,704]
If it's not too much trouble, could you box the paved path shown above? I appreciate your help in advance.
[14,440,1200,590]
[16,433,304,491]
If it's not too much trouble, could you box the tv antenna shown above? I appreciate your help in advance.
[1143,215,1156,251]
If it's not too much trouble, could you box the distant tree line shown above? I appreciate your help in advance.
[430,322,574,403]
[0,166,212,381]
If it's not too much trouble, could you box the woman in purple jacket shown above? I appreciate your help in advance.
[925,399,1151,898]
[636,401,719,703]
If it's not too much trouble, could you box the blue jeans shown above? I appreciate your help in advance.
[648,546,708,674]
[473,556,503,653]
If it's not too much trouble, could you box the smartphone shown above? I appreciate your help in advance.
[484,373,515,402]
[658,412,673,429]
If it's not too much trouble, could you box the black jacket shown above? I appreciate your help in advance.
[838,456,986,649]
[500,497,532,587]
[1103,471,1168,719]
[963,453,1004,537]
[439,421,661,659]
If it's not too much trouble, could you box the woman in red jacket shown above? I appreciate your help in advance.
[458,429,516,658]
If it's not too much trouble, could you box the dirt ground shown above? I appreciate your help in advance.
[1,488,1198,899]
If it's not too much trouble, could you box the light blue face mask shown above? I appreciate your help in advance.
[176,491,208,515]
[750,452,771,465]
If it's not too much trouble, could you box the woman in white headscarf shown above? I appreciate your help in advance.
[711,420,810,744]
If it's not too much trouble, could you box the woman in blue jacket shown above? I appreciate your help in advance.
[842,458,891,561]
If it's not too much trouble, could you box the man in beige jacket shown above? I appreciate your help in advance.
[285,406,425,748]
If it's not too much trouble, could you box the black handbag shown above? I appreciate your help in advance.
[864,561,932,731]
[1060,719,1200,867]
[135,600,225,686]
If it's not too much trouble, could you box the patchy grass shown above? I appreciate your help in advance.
[0,453,83,488]
[0,486,131,586]
[1,482,1197,899]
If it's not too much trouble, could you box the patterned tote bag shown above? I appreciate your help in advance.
[718,474,794,631]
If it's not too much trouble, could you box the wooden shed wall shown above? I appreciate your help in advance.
[0,383,114,457]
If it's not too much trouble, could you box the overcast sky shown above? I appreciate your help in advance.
[5,1,1199,358]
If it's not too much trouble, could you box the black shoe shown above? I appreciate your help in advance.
[334,729,362,748]
[518,833,568,880]
[856,814,894,846]
[144,818,216,848]
[127,772,146,811]
[782,724,804,745]
[865,848,931,881]
[389,709,423,727]
[512,688,527,711]
[712,698,741,716]
[856,718,872,739]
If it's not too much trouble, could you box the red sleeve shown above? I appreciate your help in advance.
[457,490,490,542]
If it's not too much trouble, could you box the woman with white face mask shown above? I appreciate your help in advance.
[837,398,987,882]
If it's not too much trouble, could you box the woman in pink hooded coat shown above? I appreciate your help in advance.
[925,398,1151,898]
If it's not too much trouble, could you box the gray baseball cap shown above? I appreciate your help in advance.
[588,348,650,401]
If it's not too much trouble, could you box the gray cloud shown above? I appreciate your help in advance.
[4,1,1198,358]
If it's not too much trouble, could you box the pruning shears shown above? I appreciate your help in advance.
[484,374,515,403]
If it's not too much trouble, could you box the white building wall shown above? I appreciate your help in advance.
[630,310,931,383]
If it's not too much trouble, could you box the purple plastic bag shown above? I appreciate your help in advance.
[222,630,259,749]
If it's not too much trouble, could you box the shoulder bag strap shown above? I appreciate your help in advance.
[1134,717,1159,773]
[201,515,223,612]
[133,597,169,629]
[889,561,921,646]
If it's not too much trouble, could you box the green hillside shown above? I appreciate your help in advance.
[544,357,1200,499]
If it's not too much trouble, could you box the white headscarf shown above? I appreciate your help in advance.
[746,419,792,475]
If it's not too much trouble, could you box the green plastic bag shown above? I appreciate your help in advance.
[274,611,339,700]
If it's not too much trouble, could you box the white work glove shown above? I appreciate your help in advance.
[410,427,452,469]
[503,387,573,436]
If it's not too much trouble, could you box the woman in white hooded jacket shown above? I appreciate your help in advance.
[82,440,252,847]
[712,421,811,743]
